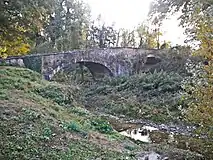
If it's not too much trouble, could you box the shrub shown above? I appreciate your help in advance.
[91,118,113,134]
[60,121,82,133]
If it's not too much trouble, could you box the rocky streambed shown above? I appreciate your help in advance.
[104,115,213,159]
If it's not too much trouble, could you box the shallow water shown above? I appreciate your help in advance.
[119,125,213,159]
[120,126,158,143]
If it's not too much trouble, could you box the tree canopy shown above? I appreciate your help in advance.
[0,0,56,58]
[0,0,176,58]
[150,0,213,137]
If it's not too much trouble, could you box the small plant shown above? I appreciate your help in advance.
[0,90,9,100]
[41,127,52,140]
[91,118,113,134]
[23,56,42,73]
[81,70,185,123]
[124,144,137,151]
[60,121,82,133]
[19,108,41,122]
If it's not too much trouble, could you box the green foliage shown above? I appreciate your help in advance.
[34,85,74,106]
[0,66,41,82]
[0,36,30,58]
[124,145,137,151]
[0,0,55,57]
[149,0,213,141]
[33,0,91,53]
[91,118,114,134]
[19,108,41,122]
[120,29,136,47]
[119,23,162,49]
[0,66,139,160]
[149,0,213,43]
[186,40,213,138]
[0,67,78,108]
[52,64,93,84]
[69,107,88,116]
[81,71,185,122]
[41,127,52,140]
[0,67,41,90]
[23,56,42,73]
[59,140,131,160]
[0,89,9,100]
[0,0,93,56]
[87,22,117,48]
[1,66,211,159]
[60,121,82,133]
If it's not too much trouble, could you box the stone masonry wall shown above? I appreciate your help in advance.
[0,48,163,80]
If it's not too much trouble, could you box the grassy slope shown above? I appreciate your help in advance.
[0,67,202,160]
[0,67,136,159]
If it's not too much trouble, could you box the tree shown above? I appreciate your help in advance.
[145,29,159,49]
[36,0,91,52]
[87,21,117,48]
[149,0,213,137]
[152,16,163,49]
[0,0,55,58]
[149,0,213,43]
[136,24,161,49]
[120,29,136,47]
[120,29,129,47]
[160,40,171,49]
[128,30,136,47]
[137,24,148,48]
[186,11,213,137]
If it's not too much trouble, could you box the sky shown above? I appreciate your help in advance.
[83,0,187,46]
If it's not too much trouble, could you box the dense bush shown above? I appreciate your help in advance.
[81,71,186,122]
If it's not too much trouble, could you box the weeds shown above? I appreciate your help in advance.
[91,118,114,134]
[80,71,186,123]
[60,121,82,133]
[34,85,74,106]
[19,108,41,122]
[41,127,52,140]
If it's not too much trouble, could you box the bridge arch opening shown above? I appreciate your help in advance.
[76,61,114,79]
[49,61,113,81]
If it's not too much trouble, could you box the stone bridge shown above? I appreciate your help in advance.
[0,48,163,80]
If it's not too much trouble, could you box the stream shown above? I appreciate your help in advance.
[89,111,212,159]
[118,123,212,159]
[103,115,213,159]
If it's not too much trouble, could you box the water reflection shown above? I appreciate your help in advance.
[120,125,158,143]
[120,125,211,158]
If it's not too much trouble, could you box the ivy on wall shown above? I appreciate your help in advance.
[23,56,42,73]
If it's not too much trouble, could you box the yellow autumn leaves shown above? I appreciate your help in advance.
[0,28,30,59]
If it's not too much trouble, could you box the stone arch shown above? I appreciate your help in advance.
[43,60,114,80]
[76,61,114,78]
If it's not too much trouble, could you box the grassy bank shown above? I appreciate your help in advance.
[0,67,137,159]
